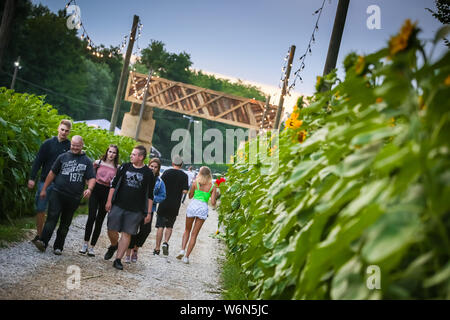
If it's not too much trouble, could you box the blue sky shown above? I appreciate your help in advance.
[32,0,447,102]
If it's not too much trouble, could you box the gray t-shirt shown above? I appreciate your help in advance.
[51,151,95,199]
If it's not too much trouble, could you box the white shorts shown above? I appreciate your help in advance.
[186,199,208,220]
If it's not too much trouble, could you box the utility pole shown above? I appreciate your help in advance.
[109,14,139,132]
[10,56,20,90]
[322,0,350,78]
[274,45,295,130]
[135,68,153,141]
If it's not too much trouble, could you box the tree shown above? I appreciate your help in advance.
[140,39,192,82]
[427,0,450,47]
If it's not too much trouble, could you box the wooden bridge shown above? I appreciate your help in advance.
[124,72,278,129]
[119,72,279,150]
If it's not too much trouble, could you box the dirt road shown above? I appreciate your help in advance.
[0,199,224,300]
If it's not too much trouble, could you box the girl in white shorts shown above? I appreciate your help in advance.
[176,166,217,264]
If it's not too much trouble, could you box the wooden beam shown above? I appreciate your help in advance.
[126,95,257,129]
[217,100,248,118]
[246,104,257,126]
[146,83,176,101]
[193,94,224,113]
[161,88,204,109]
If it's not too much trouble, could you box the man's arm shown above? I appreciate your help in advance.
[39,170,56,199]
[82,178,96,199]
[105,187,115,212]
[28,142,48,189]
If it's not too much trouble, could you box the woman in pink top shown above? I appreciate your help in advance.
[79,145,119,257]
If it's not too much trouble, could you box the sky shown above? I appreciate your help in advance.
[32,0,447,113]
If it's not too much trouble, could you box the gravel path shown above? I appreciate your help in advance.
[0,199,225,300]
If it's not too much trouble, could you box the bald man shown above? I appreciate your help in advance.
[33,135,96,255]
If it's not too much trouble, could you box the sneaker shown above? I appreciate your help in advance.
[113,259,123,270]
[104,245,118,260]
[176,250,185,260]
[87,247,95,257]
[31,235,39,243]
[79,243,88,254]
[124,255,131,264]
[153,249,160,256]
[33,239,46,252]
[162,242,169,256]
[53,248,62,255]
[131,250,138,263]
[182,256,189,264]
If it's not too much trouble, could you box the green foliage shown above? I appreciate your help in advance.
[140,40,192,83]
[0,88,137,222]
[218,24,450,299]
[0,88,65,222]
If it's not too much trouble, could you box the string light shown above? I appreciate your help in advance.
[64,0,143,59]
[278,48,290,89]
[288,0,326,94]
[130,70,153,100]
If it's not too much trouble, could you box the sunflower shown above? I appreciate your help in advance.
[297,130,307,143]
[445,75,450,87]
[389,19,417,57]
[355,55,366,75]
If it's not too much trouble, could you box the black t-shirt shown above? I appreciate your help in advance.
[111,163,155,214]
[30,136,71,182]
[51,151,95,199]
[157,168,189,216]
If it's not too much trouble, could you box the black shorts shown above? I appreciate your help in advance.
[155,214,177,229]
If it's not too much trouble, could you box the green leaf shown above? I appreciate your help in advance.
[423,262,450,288]
[433,25,450,44]
[331,257,369,300]
[361,204,422,264]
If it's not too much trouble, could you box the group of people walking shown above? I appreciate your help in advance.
[28,120,218,270]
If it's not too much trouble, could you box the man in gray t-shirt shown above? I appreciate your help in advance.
[33,135,96,255]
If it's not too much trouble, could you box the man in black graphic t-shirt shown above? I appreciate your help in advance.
[33,135,96,255]
[104,145,155,270]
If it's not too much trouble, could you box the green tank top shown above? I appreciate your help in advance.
[193,181,213,203]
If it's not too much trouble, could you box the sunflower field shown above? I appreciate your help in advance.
[218,21,450,299]
[0,88,136,222]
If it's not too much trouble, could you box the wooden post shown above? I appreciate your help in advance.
[109,15,139,132]
[135,68,153,140]
[274,45,295,130]
[322,0,350,77]
[260,95,270,132]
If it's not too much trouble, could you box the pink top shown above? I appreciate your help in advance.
[95,162,117,187]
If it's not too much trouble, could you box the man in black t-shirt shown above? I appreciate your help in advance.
[32,135,96,255]
[154,154,189,256]
[104,145,155,270]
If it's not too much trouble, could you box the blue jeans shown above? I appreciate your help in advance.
[40,190,80,251]
[35,182,55,213]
